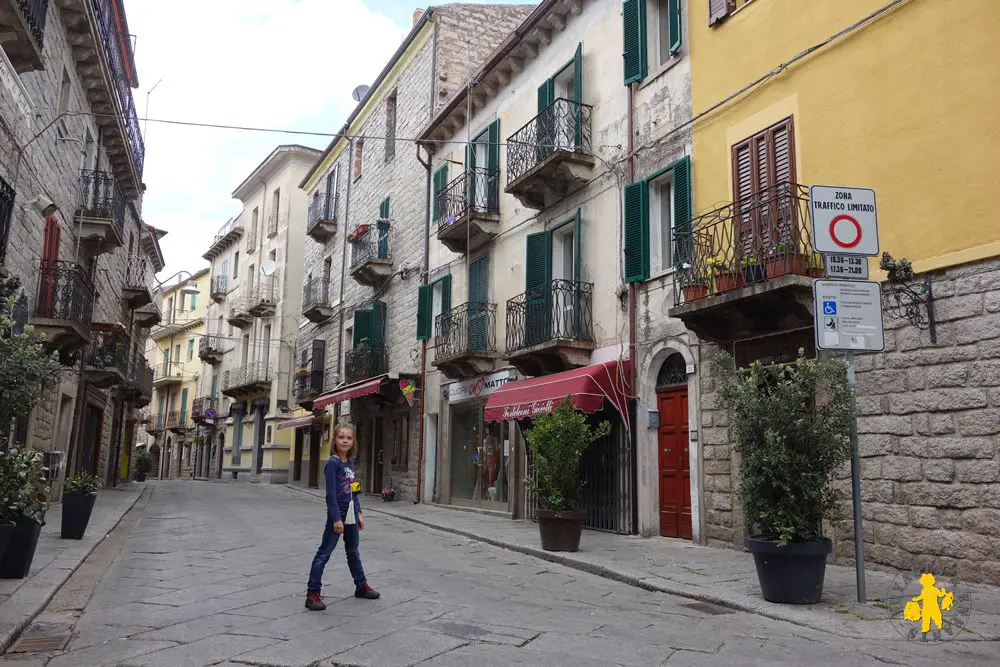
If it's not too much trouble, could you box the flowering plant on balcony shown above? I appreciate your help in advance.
[347,224,370,242]
[295,366,310,378]
[706,257,732,274]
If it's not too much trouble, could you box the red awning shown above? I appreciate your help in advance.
[313,375,388,410]
[276,415,321,431]
[483,360,630,423]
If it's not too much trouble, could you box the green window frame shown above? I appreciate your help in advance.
[353,300,388,348]
[432,164,449,221]
[623,0,683,85]
[623,155,692,282]
[416,275,452,341]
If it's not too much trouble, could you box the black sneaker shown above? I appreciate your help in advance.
[355,584,380,600]
[305,591,327,611]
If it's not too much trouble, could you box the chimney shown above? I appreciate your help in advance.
[413,8,424,26]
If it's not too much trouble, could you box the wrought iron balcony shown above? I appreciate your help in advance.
[505,278,594,376]
[307,192,338,241]
[302,276,333,323]
[668,182,818,344]
[30,260,95,355]
[294,367,324,406]
[267,213,279,237]
[203,218,243,260]
[134,289,162,328]
[152,360,183,388]
[0,0,48,72]
[246,219,258,250]
[210,275,228,302]
[76,169,125,252]
[0,175,13,265]
[349,223,392,286]
[83,323,129,388]
[248,277,277,317]
[227,295,253,328]
[435,168,500,254]
[145,413,165,434]
[123,255,154,308]
[166,410,189,432]
[198,332,225,364]
[120,355,153,407]
[506,98,594,209]
[192,396,218,423]
[432,302,497,380]
[344,341,388,384]
[222,361,272,397]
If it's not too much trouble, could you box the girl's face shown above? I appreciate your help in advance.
[335,428,355,458]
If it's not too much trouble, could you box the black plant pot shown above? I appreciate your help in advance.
[0,517,43,579]
[746,536,832,604]
[0,521,13,564]
[136,472,148,482]
[61,491,98,539]
[537,509,586,552]
[742,264,766,284]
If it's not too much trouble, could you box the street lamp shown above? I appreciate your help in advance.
[155,270,201,295]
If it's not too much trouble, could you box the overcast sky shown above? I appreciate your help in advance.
[126,0,533,280]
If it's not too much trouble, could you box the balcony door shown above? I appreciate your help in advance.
[537,42,582,156]
[465,120,499,213]
[468,254,489,353]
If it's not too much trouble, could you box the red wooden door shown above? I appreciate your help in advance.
[657,388,692,539]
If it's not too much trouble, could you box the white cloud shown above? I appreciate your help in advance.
[125,0,409,278]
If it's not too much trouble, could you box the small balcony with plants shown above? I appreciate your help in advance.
[344,338,387,384]
[123,255,154,308]
[348,222,392,286]
[504,278,594,376]
[248,277,278,317]
[83,322,129,388]
[294,339,326,409]
[222,361,272,398]
[203,217,243,260]
[668,182,820,344]
[210,274,228,302]
[307,191,338,242]
[152,360,183,389]
[302,276,333,324]
[0,0,48,72]
[191,396,217,423]
[76,169,126,254]
[30,260,95,357]
[227,295,253,329]
[120,355,153,407]
[166,409,189,433]
[145,412,165,434]
[435,168,500,254]
[432,302,497,380]
[505,98,594,210]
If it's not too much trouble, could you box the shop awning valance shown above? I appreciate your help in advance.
[313,374,389,410]
[483,359,630,423]
[276,415,321,431]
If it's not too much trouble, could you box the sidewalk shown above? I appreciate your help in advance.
[286,485,1000,643]
[0,484,146,652]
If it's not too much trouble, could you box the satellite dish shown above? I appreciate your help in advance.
[352,85,370,102]
[260,260,277,277]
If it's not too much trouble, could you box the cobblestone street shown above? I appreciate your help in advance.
[2,482,998,666]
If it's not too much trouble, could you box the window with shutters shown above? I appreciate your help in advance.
[432,164,449,221]
[623,156,691,282]
[353,140,364,181]
[385,90,397,162]
[648,171,675,275]
[731,117,795,257]
[624,0,683,84]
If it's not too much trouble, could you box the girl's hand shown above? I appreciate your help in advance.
[333,521,345,534]
[358,514,365,531]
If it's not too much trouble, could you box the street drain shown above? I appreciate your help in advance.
[7,634,71,653]
[681,601,736,615]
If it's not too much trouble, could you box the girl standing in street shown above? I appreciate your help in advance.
[305,423,380,610]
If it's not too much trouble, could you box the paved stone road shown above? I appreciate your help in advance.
[3,482,998,666]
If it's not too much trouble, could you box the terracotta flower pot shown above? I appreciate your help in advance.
[682,284,710,302]
[765,253,810,279]
[537,509,586,552]
[714,270,744,293]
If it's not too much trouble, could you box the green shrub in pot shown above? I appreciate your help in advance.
[65,472,102,495]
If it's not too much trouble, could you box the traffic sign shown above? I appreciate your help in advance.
[813,280,885,352]
[810,185,879,256]
[205,408,217,419]
[824,253,870,280]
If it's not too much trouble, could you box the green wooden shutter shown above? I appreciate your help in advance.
[525,231,552,291]
[379,197,390,219]
[371,300,387,345]
[574,208,582,282]
[623,0,647,85]
[468,255,489,303]
[464,143,474,204]
[524,231,552,347]
[353,308,372,346]
[537,80,554,112]
[440,274,452,314]
[487,120,500,211]
[468,256,489,352]
[672,156,693,267]
[573,42,583,102]
[417,285,432,340]
[623,180,649,283]
[432,164,448,220]
[668,0,682,55]
[180,388,189,424]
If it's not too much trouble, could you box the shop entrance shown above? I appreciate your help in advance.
[449,403,510,510]
[656,353,692,539]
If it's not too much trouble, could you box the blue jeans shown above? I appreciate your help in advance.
[307,522,366,593]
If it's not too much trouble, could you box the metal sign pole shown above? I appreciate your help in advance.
[845,350,866,603]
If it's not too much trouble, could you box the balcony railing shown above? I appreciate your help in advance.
[0,175,14,264]
[345,342,388,384]
[204,218,243,258]
[166,410,189,431]
[302,277,331,313]
[122,355,153,406]
[267,213,279,237]
[91,0,144,175]
[145,413,165,433]
[223,361,272,393]
[199,332,224,360]
[308,192,338,229]
[77,169,125,234]
[507,98,593,186]
[247,278,277,315]
[673,183,814,305]
[435,168,500,229]
[192,396,217,421]
[294,367,324,402]
[124,255,153,291]
[19,0,48,46]
[210,275,228,301]
[246,220,257,249]
[33,261,95,329]
[349,223,392,271]
[434,302,497,359]
[85,323,129,377]
[153,361,180,382]
[506,279,594,353]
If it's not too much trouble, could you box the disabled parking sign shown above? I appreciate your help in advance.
[823,301,838,316]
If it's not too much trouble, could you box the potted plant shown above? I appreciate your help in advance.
[707,257,743,293]
[740,255,765,284]
[808,253,825,278]
[716,352,852,604]
[295,366,310,378]
[677,267,711,302]
[764,242,809,279]
[0,447,49,579]
[524,398,611,552]
[134,449,152,482]
[0,449,17,563]
[61,472,101,539]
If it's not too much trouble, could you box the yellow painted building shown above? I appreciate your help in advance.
[145,268,210,479]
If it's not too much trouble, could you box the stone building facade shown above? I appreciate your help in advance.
[290,4,534,498]
[0,0,156,495]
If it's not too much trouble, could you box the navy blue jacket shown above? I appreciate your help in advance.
[324,456,361,525]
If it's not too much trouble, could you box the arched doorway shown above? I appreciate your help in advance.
[149,443,161,479]
[655,353,691,539]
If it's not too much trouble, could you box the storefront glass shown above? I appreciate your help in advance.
[449,403,510,508]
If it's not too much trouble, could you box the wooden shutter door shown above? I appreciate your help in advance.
[39,216,61,315]
[732,138,756,261]
[524,231,552,347]
[770,119,795,246]
[468,255,489,353]
[487,120,500,212]
[536,82,555,163]
[623,181,649,283]
[672,157,693,267]
[416,285,432,340]
[572,43,583,147]
[311,338,326,394]
[353,309,372,347]
[709,0,732,26]
[623,0,647,84]
[371,300,387,373]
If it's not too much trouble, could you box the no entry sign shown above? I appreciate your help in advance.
[810,185,879,256]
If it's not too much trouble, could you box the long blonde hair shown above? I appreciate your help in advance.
[332,422,357,459]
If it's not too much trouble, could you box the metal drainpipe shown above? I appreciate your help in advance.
[336,137,355,423]
[415,143,431,504]
[626,82,639,534]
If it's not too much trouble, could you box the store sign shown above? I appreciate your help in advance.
[501,399,556,420]
[449,370,514,404]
